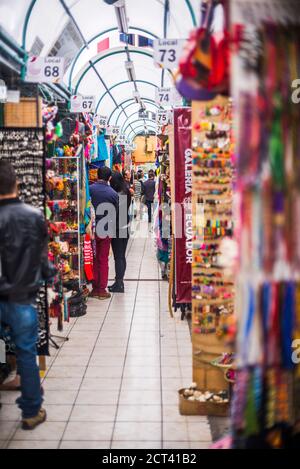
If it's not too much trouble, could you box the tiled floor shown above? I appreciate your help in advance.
[0,223,212,449]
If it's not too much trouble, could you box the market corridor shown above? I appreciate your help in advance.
[0,227,212,449]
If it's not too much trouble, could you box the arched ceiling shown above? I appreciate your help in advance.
[0,0,200,140]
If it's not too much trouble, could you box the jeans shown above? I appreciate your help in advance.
[92,236,111,293]
[0,301,42,418]
[145,200,153,223]
[111,237,129,282]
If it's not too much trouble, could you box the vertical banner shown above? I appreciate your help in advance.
[173,108,192,303]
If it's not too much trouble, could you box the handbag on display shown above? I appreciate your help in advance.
[176,0,229,101]
[67,290,87,317]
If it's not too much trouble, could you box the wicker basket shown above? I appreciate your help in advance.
[178,388,229,417]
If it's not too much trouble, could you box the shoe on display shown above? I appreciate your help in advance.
[108,281,124,293]
[98,291,111,300]
[22,408,47,431]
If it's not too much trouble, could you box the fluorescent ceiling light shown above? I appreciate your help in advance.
[125,61,136,81]
[114,1,129,34]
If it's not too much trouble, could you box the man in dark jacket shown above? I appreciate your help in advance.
[89,166,118,299]
[0,161,54,430]
[143,171,156,223]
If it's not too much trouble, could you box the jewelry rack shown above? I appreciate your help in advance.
[191,98,234,399]
[0,127,49,357]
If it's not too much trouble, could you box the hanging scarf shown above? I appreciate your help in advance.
[281,281,295,369]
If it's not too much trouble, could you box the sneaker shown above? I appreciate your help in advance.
[108,282,124,293]
[98,291,111,300]
[22,408,47,430]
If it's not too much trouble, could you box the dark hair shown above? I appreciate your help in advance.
[0,161,17,196]
[110,171,127,194]
[148,170,155,179]
[98,166,112,182]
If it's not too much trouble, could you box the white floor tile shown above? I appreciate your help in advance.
[60,441,111,449]
[113,422,161,441]
[116,405,161,422]
[119,389,161,406]
[8,440,60,449]
[81,377,121,391]
[63,421,114,441]
[70,405,116,422]
[76,389,119,405]
[13,422,66,441]
[46,366,87,378]
[111,441,161,449]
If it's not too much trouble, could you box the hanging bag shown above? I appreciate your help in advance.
[176,0,229,101]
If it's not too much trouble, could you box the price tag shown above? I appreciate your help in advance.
[156,111,169,125]
[7,90,20,103]
[0,339,6,363]
[106,126,113,136]
[26,56,65,83]
[153,39,185,68]
[94,115,107,127]
[0,84,7,102]
[70,95,95,113]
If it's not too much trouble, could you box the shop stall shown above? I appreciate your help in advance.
[229,0,300,449]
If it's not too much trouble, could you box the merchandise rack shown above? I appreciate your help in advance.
[0,126,49,358]
[191,98,234,398]
[51,152,84,288]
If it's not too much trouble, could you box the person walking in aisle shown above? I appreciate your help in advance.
[108,172,132,293]
[89,166,118,299]
[143,170,156,224]
[0,162,55,430]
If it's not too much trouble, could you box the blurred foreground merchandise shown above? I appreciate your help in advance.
[231,0,300,449]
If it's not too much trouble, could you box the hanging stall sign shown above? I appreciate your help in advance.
[94,115,107,127]
[117,134,126,144]
[70,95,95,113]
[155,87,182,107]
[25,56,65,83]
[112,126,120,136]
[156,87,172,106]
[156,110,169,126]
[153,39,185,68]
[173,107,192,304]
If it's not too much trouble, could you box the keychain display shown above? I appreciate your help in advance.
[0,127,49,356]
[192,99,235,340]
